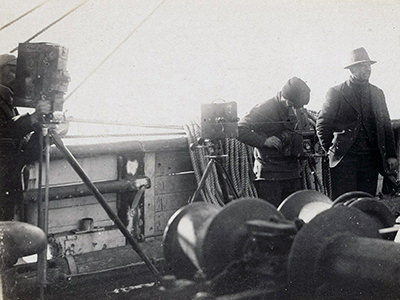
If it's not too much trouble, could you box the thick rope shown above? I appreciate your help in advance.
[228,139,258,198]
[184,122,257,205]
[184,122,223,205]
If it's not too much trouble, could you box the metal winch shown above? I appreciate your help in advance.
[162,191,400,300]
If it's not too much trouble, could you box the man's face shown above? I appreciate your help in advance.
[283,97,303,109]
[0,64,16,89]
[349,62,372,81]
[281,96,293,108]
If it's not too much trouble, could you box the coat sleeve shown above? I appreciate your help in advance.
[0,90,40,140]
[316,87,340,153]
[0,94,42,165]
[237,100,281,148]
[237,110,266,148]
[2,114,40,138]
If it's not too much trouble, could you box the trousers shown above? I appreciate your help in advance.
[255,178,302,207]
[330,152,379,200]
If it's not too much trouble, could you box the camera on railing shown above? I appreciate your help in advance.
[13,42,70,123]
[200,100,239,141]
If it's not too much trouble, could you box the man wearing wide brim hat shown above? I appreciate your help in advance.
[317,47,398,199]
[343,47,376,69]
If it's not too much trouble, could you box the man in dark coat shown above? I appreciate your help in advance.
[316,47,398,199]
[237,77,311,206]
[0,54,50,220]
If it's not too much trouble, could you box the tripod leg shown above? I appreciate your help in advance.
[214,160,240,199]
[189,159,214,203]
[37,127,50,300]
[49,130,161,283]
[215,161,230,204]
[308,158,323,191]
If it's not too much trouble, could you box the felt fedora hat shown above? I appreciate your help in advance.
[344,47,376,69]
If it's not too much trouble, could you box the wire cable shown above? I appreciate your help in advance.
[68,116,183,130]
[0,0,52,32]
[10,0,89,53]
[64,0,168,101]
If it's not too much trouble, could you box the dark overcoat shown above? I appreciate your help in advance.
[0,84,41,220]
[316,80,397,172]
[237,93,303,180]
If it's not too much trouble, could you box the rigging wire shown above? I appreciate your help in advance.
[67,117,183,130]
[0,0,52,32]
[64,132,185,138]
[64,0,169,101]
[10,0,89,53]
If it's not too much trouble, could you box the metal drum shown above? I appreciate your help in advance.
[163,198,284,279]
[288,200,397,300]
[278,190,332,222]
[163,202,221,278]
[0,221,47,268]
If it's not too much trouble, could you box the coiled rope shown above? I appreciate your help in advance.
[184,122,257,205]
[226,138,257,198]
[185,122,223,206]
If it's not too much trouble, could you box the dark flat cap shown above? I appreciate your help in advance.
[282,77,310,107]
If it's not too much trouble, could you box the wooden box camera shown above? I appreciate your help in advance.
[201,101,238,140]
[14,42,70,111]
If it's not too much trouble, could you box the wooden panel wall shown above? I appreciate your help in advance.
[24,137,196,255]
[28,155,118,188]
[26,193,118,234]
[25,154,119,233]
[144,150,196,237]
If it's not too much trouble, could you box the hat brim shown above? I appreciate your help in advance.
[344,60,376,69]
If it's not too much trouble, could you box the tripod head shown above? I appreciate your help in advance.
[189,137,228,159]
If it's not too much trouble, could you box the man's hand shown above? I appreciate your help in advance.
[54,121,69,137]
[35,101,52,115]
[31,101,52,124]
[386,157,399,173]
[263,136,282,150]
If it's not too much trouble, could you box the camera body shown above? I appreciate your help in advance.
[13,42,70,113]
[280,129,319,158]
[201,101,238,140]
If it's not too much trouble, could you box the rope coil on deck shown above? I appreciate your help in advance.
[185,122,222,206]
[184,122,257,205]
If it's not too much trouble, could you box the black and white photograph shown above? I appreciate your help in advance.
[1,1,400,299]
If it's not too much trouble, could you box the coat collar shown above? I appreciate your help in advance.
[274,92,296,130]
[340,79,362,114]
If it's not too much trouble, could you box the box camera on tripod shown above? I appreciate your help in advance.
[201,101,239,141]
[13,42,70,115]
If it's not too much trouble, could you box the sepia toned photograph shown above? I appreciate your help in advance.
[1,1,400,299]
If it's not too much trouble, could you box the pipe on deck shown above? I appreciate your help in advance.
[24,178,150,202]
